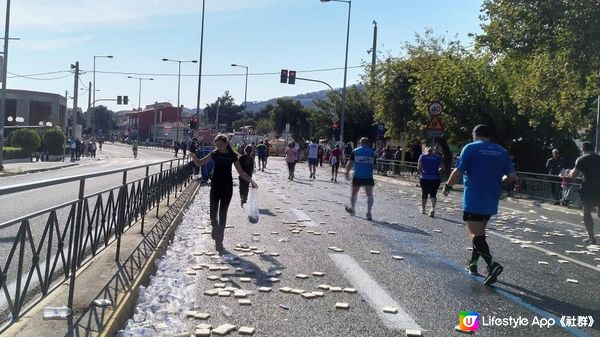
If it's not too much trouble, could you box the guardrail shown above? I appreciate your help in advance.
[0,157,193,333]
[374,159,583,207]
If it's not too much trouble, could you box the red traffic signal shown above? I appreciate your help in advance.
[288,70,296,84]
[280,69,288,83]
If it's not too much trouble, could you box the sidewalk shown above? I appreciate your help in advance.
[0,159,79,177]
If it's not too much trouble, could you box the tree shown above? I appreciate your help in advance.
[203,91,244,131]
[270,98,310,142]
[256,118,274,135]
[90,105,114,135]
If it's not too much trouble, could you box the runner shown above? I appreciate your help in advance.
[188,134,258,252]
[417,146,443,217]
[238,145,255,207]
[568,141,600,244]
[344,137,376,221]
[255,140,267,172]
[330,144,342,182]
[307,139,319,179]
[285,142,297,181]
[132,140,138,159]
[343,142,353,166]
[443,124,517,285]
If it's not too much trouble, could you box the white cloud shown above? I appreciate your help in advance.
[10,0,276,32]
[16,34,93,50]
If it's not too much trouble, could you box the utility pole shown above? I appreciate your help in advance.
[71,62,80,139]
[215,98,220,131]
[371,20,377,74]
[196,0,206,128]
[0,0,12,171]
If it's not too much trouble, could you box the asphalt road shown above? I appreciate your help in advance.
[121,157,600,337]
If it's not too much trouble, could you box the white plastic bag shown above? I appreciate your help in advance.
[247,187,259,223]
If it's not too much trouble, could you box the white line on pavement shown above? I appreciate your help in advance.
[488,230,600,273]
[330,253,423,332]
[291,209,318,226]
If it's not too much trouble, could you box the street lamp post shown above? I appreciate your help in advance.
[0,0,12,172]
[196,0,206,129]
[128,76,154,142]
[231,63,249,144]
[162,58,198,142]
[92,55,113,136]
[320,0,351,145]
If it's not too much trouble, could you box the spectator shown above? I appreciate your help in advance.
[546,148,564,204]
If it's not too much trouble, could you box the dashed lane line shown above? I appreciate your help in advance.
[330,253,423,332]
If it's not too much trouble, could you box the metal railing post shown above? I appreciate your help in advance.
[67,178,86,336]
[140,165,150,234]
[156,163,163,218]
[170,161,176,201]
[115,171,127,262]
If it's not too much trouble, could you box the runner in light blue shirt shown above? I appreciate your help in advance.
[444,124,517,286]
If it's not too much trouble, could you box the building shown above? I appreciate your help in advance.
[126,102,180,143]
[4,89,67,128]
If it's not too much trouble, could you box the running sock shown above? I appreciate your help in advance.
[421,198,427,211]
[367,195,374,213]
[473,236,494,267]
[430,197,437,210]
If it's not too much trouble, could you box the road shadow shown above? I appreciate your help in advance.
[219,249,286,288]
[494,281,600,334]
[258,209,276,216]
[369,219,431,236]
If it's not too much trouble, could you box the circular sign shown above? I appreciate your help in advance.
[428,102,443,117]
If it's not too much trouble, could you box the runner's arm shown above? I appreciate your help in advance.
[188,152,212,166]
[234,161,258,188]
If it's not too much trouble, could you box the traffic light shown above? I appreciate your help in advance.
[280,69,288,84]
[117,95,122,104]
[288,70,296,84]
[123,96,129,105]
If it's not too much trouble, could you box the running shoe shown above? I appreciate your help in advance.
[344,206,355,216]
[420,208,426,214]
[484,263,503,285]
[366,213,372,221]
[465,263,479,275]
[583,237,598,245]
[429,210,435,217]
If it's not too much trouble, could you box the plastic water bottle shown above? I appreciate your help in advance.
[220,305,233,317]
[43,306,72,320]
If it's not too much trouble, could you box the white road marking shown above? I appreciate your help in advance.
[488,230,600,273]
[291,209,318,226]
[330,253,422,331]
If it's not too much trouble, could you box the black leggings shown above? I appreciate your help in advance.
[420,179,441,199]
[210,185,233,242]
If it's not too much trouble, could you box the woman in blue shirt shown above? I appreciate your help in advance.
[417,147,443,217]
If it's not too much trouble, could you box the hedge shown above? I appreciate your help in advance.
[2,146,27,159]
[9,128,41,156]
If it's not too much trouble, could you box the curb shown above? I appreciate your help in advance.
[0,163,79,177]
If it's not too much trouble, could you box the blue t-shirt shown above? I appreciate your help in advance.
[350,146,376,179]
[419,153,442,180]
[457,140,514,215]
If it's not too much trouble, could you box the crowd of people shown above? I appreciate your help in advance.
[180,125,599,288]
[68,137,103,160]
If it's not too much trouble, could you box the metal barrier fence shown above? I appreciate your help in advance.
[374,159,583,207]
[0,158,193,333]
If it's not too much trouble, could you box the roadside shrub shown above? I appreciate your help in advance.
[43,128,66,155]
[9,128,41,155]
[2,146,26,159]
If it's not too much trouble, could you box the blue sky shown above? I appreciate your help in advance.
[3,0,483,113]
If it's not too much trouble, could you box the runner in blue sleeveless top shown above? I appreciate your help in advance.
[344,137,376,220]
[444,124,517,286]
[417,147,443,217]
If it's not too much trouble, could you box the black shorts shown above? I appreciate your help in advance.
[580,189,600,209]
[420,179,441,199]
[463,212,492,222]
[352,178,375,187]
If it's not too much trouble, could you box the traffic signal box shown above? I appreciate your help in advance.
[280,69,288,83]
[117,95,129,105]
[288,70,296,84]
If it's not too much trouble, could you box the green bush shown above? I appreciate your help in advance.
[9,128,41,155]
[2,146,26,159]
[43,128,66,155]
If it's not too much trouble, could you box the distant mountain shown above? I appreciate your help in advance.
[181,84,363,116]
